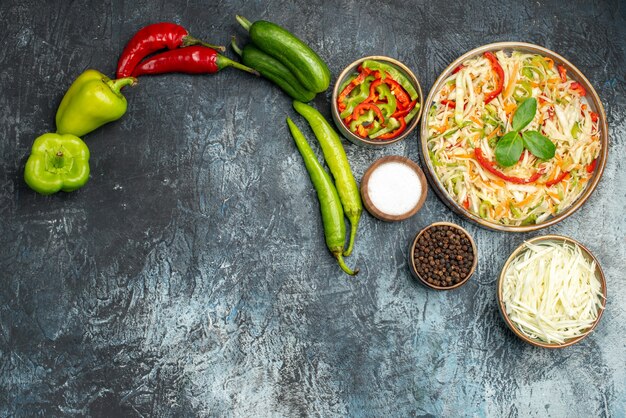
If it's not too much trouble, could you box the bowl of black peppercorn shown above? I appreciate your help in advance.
[409,222,477,290]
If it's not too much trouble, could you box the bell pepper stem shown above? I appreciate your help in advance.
[230,36,243,56]
[182,35,226,52]
[235,15,252,31]
[107,77,137,96]
[216,55,260,76]
[334,252,359,276]
[52,150,65,169]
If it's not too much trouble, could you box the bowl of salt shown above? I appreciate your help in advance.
[360,156,428,222]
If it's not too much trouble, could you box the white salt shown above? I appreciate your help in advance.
[367,162,422,216]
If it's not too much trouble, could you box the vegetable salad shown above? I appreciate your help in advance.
[427,50,601,226]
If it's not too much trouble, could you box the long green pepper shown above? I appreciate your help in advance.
[286,118,358,276]
[292,101,362,256]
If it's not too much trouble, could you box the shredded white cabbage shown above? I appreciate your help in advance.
[501,240,605,344]
[427,50,601,226]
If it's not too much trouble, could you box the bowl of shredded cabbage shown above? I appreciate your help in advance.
[421,42,608,231]
[497,235,606,348]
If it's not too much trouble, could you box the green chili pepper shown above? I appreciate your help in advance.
[479,201,491,219]
[428,105,437,119]
[513,81,533,101]
[531,55,550,72]
[509,203,523,218]
[360,60,418,100]
[521,214,538,225]
[292,101,362,257]
[571,122,582,139]
[56,69,136,137]
[286,118,358,276]
[231,38,316,103]
[24,133,90,195]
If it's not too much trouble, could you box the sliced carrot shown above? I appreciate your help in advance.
[504,102,517,115]
[544,57,554,69]
[547,190,560,201]
[470,116,483,126]
[503,62,519,101]
[514,194,535,207]
[486,126,501,140]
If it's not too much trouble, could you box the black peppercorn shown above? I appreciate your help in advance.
[412,224,475,288]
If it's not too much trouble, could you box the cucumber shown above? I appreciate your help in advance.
[231,38,316,102]
[236,15,331,93]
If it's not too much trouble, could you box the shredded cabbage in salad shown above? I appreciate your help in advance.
[427,51,601,226]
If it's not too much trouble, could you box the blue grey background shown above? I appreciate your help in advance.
[0,0,624,416]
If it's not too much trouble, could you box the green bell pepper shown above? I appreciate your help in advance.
[373,83,397,118]
[349,109,375,132]
[360,60,419,100]
[369,117,400,139]
[339,75,375,119]
[24,133,90,195]
[56,69,136,137]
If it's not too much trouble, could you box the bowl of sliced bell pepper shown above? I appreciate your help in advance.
[331,56,423,147]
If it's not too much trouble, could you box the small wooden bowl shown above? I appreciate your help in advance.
[332,56,424,148]
[360,156,428,222]
[497,235,607,348]
[409,222,478,290]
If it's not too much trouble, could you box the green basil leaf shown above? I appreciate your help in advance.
[512,97,537,131]
[522,130,556,160]
[495,131,524,167]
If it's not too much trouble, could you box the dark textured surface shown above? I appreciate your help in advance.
[1,0,625,416]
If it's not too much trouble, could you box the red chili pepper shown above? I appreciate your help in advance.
[453,64,465,74]
[483,52,504,104]
[392,99,417,119]
[130,46,259,77]
[377,117,407,140]
[352,103,385,123]
[462,197,470,209]
[557,65,567,83]
[586,159,597,173]
[474,147,543,184]
[570,82,587,96]
[117,22,225,78]
[590,112,599,122]
[441,99,456,109]
[545,170,569,187]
